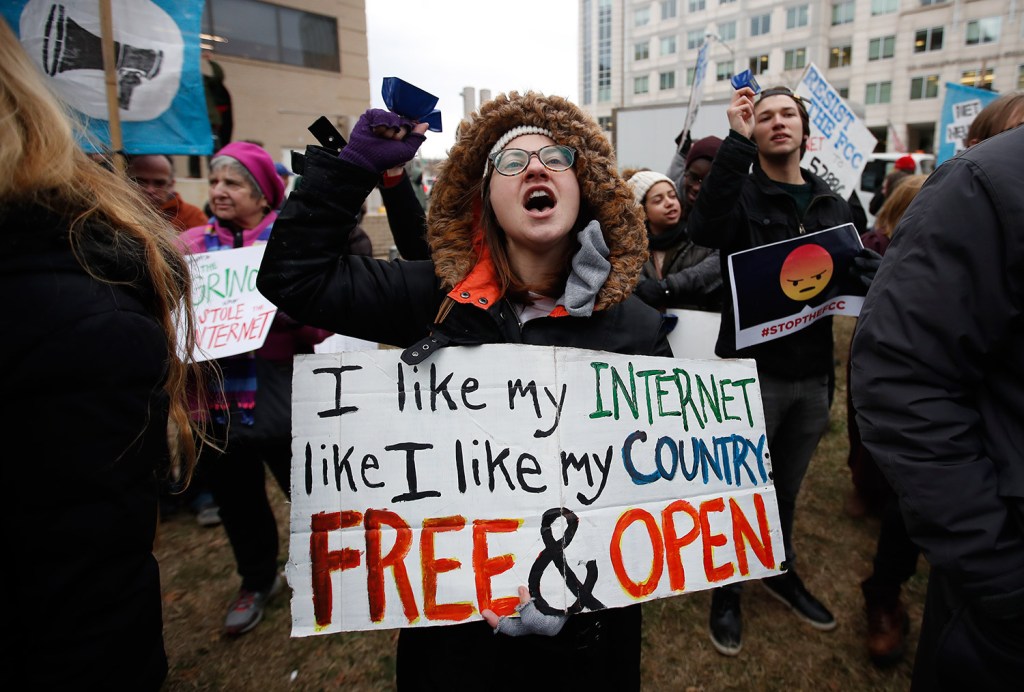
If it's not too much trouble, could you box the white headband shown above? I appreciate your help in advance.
[483,125,555,178]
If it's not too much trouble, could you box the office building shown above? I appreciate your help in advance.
[578,0,1023,153]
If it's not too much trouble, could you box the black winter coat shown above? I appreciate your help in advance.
[0,203,168,689]
[688,131,854,379]
[852,126,1024,630]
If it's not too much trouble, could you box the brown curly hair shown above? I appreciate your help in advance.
[426,91,647,311]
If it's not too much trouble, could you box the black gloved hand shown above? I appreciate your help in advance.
[634,277,670,308]
[338,108,426,173]
[849,247,883,289]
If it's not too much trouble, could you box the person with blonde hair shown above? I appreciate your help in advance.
[0,18,207,689]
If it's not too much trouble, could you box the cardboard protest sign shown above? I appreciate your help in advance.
[2,0,211,155]
[183,245,278,362]
[288,344,783,636]
[937,82,1000,164]
[796,64,877,199]
[728,224,864,349]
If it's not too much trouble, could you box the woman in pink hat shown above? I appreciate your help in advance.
[180,142,331,636]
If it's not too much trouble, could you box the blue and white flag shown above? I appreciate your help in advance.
[936,82,999,164]
[2,0,211,154]
[680,39,710,141]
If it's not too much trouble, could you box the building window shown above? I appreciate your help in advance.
[719,21,736,42]
[716,61,735,81]
[865,81,892,104]
[831,1,854,26]
[661,36,677,55]
[915,27,943,53]
[966,18,1001,46]
[871,0,898,15]
[598,116,613,131]
[635,41,650,60]
[961,68,995,91]
[786,5,809,29]
[689,0,707,10]
[582,0,592,104]
[202,0,340,71]
[838,86,849,98]
[720,0,736,4]
[829,44,852,68]
[686,67,696,86]
[749,54,769,75]
[598,0,612,102]
[634,7,650,27]
[662,0,678,19]
[1019,65,1024,89]
[687,29,705,50]
[869,36,896,61]
[660,71,676,90]
[634,75,650,95]
[750,14,771,37]
[920,0,947,5]
[784,47,807,71]
[910,75,940,100]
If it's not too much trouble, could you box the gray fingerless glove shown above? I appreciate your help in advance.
[338,108,426,172]
[493,599,568,637]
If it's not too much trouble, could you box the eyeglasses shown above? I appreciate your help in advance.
[488,145,576,177]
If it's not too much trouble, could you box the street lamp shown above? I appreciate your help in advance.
[705,32,736,57]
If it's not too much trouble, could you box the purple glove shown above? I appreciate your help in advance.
[338,108,426,172]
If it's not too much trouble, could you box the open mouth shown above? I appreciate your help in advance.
[524,188,555,213]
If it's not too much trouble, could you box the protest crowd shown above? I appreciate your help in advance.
[3,13,1024,690]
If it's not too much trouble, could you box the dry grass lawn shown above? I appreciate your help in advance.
[157,316,924,691]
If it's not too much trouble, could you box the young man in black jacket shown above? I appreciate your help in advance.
[688,85,855,655]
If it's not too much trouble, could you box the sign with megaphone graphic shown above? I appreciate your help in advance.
[2,0,211,155]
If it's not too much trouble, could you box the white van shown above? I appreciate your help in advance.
[857,152,936,228]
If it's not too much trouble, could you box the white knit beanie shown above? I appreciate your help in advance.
[483,125,555,177]
[627,170,674,205]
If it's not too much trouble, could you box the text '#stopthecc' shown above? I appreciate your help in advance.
[381,77,443,132]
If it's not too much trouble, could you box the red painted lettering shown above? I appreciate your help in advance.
[365,509,418,624]
[472,518,521,616]
[609,508,664,598]
[421,516,473,622]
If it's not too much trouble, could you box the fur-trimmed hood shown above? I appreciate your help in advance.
[426,91,647,311]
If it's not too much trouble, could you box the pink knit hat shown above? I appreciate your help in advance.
[214,141,285,209]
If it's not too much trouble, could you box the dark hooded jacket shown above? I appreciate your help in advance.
[852,126,1024,676]
[0,202,169,689]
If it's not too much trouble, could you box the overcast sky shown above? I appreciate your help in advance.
[365,1,580,159]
